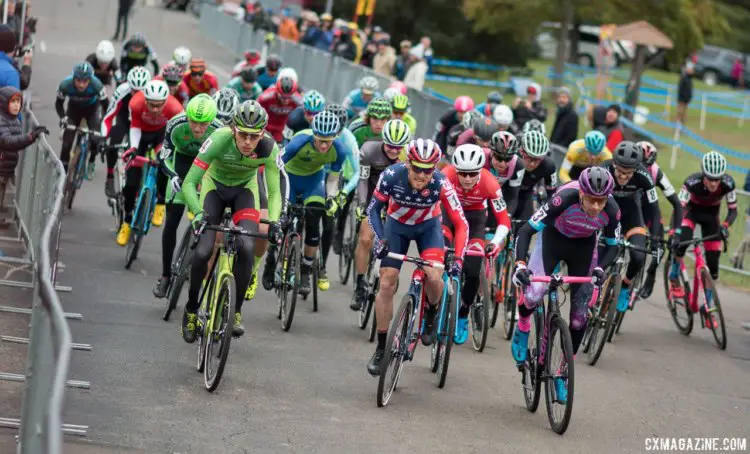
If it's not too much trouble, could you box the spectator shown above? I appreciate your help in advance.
[394,40,412,81]
[317,13,334,50]
[411,36,433,73]
[372,38,396,77]
[277,8,300,42]
[112,0,134,41]
[218,1,246,21]
[360,41,377,68]
[348,22,363,64]
[332,26,357,61]
[0,87,48,187]
[730,169,750,270]
[589,103,624,150]
[300,13,321,47]
[550,87,578,148]
[404,47,428,91]
[512,84,547,130]
[676,61,694,126]
[249,2,274,32]
[731,58,744,89]
[0,25,30,90]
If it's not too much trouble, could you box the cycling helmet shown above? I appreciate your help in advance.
[521,131,550,158]
[244,49,261,64]
[161,64,183,84]
[278,67,298,83]
[173,46,192,66]
[366,97,392,119]
[189,58,207,73]
[276,75,298,97]
[130,32,147,47]
[702,150,727,179]
[311,110,340,138]
[213,88,240,119]
[325,104,348,132]
[391,94,410,113]
[186,94,218,123]
[406,138,441,166]
[492,104,514,127]
[638,141,658,166]
[472,118,499,143]
[143,80,170,101]
[579,166,614,197]
[303,90,326,113]
[613,141,642,169]
[584,130,606,155]
[490,131,519,159]
[486,91,503,105]
[232,100,269,133]
[359,75,379,94]
[95,40,116,64]
[382,119,411,147]
[454,95,475,113]
[265,54,283,71]
[389,80,408,95]
[522,119,546,136]
[453,144,486,172]
[73,62,94,81]
[239,67,258,84]
[461,110,483,130]
[127,66,151,91]
[383,87,400,102]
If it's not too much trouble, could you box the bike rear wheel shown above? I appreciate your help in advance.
[65,147,83,211]
[470,266,490,352]
[501,255,517,341]
[377,293,414,407]
[489,261,500,329]
[338,207,356,285]
[164,225,194,321]
[522,307,542,412]
[125,188,150,270]
[204,273,236,392]
[279,235,301,332]
[585,276,618,366]
[434,278,457,389]
[312,253,319,312]
[701,269,727,350]
[663,254,693,335]
[545,315,575,435]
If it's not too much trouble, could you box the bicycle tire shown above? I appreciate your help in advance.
[280,235,301,332]
[125,188,150,269]
[612,265,644,338]
[368,309,377,342]
[65,147,82,211]
[701,268,727,350]
[164,226,194,321]
[338,208,355,285]
[312,253,319,312]
[359,260,376,330]
[587,276,618,366]
[544,315,575,435]
[204,273,236,392]
[197,277,214,373]
[377,293,414,407]
[489,260,501,328]
[662,253,693,335]
[502,256,516,341]
[523,307,543,412]
[436,278,457,389]
[470,265,491,352]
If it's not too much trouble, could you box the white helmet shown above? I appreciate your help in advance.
[143,80,170,101]
[173,46,192,66]
[452,144,486,172]
[701,150,727,179]
[213,88,240,118]
[127,66,151,91]
[96,40,116,64]
[492,104,514,127]
[383,87,400,102]
[278,67,298,83]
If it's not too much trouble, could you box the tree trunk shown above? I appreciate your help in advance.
[568,16,580,64]
[553,0,574,88]
[624,44,648,121]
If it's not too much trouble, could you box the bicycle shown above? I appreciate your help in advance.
[162,220,195,322]
[338,200,360,285]
[355,250,379,343]
[663,234,727,350]
[376,250,458,407]
[122,150,163,270]
[62,124,101,211]
[106,142,130,232]
[274,195,326,332]
[517,274,599,435]
[464,248,491,352]
[193,212,271,391]
[490,219,524,340]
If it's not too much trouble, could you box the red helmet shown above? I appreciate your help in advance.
[406,138,441,166]
[244,49,260,65]
[454,95,475,113]
[389,81,408,95]
[276,76,297,97]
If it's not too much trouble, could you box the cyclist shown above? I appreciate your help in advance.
[275,110,347,295]
[602,141,660,313]
[389,93,417,138]
[225,67,263,102]
[155,63,189,106]
[119,32,160,76]
[213,88,240,125]
[485,131,525,216]
[559,130,611,183]
[365,138,468,376]
[350,119,410,310]
[512,167,620,401]
[231,49,262,77]
[492,104,515,133]
[513,131,557,222]
[342,76,380,120]
[475,91,503,117]
[258,74,302,144]
[182,59,219,99]
[349,97,392,147]
[153,94,223,298]
[670,151,737,323]
[638,141,684,298]
[101,67,151,198]
[180,101,284,340]
[256,55,283,91]
[434,95,474,152]
[117,80,183,246]
[171,46,192,73]
[522,118,546,136]
[442,144,511,344]
[56,62,108,174]
[456,116,498,147]
[287,90,325,135]
[444,110,482,158]
[86,40,121,87]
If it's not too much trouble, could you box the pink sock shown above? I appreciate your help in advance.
[517,314,531,332]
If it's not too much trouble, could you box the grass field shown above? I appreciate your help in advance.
[426,60,750,288]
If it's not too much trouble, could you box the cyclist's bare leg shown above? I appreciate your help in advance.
[423,266,443,307]
[375,267,399,332]
[253,208,269,259]
[355,222,374,275]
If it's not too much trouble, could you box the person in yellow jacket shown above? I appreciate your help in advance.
[559,130,612,183]
[349,21,363,64]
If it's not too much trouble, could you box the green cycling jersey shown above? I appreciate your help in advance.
[399,112,417,139]
[225,77,263,102]
[160,113,224,163]
[349,118,381,148]
[182,127,284,221]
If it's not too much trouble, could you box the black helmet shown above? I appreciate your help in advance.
[240,67,257,83]
[613,141,642,169]
[131,32,147,47]
[472,117,499,143]
[486,90,503,104]
[265,54,282,71]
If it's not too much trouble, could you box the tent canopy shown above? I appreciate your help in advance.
[611,21,674,49]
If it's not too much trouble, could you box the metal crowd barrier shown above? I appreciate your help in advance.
[0,107,88,453]
[198,5,452,139]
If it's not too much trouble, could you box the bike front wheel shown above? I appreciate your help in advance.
[545,315,575,435]
[377,293,414,407]
[586,276,618,366]
[662,254,694,335]
[204,273,236,392]
[279,235,301,332]
[434,278,457,389]
[522,308,542,412]
[470,266,491,352]
[164,225,194,321]
[125,188,150,270]
[501,255,517,341]
[701,269,726,350]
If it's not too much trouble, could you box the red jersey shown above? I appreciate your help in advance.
[182,71,219,98]
[257,86,302,142]
[129,91,184,132]
[154,75,190,105]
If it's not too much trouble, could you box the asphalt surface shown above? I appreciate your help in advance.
[1,1,749,453]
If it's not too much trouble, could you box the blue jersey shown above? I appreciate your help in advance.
[342,88,382,120]
[57,76,106,107]
[256,68,277,91]
[286,107,310,134]
[282,130,347,176]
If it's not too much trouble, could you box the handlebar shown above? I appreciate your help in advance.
[465,249,485,257]
[385,252,445,270]
[65,124,102,137]
[124,155,159,168]
[529,276,595,284]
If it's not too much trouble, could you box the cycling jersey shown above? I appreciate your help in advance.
[602,161,660,238]
[255,67,278,90]
[513,157,558,221]
[349,118,380,147]
[225,77,263,102]
[559,138,613,183]
[183,128,284,221]
[342,88,381,119]
[455,128,481,147]
[433,108,461,151]
[231,61,262,78]
[679,172,737,224]
[182,71,219,98]
[154,74,190,105]
[399,112,417,139]
[85,53,122,86]
[101,82,132,136]
[160,112,224,161]
[483,151,525,215]
[646,162,682,231]
[283,131,347,176]
[357,140,405,205]
[474,102,494,117]
[128,91,184,149]
[286,107,310,134]
[119,40,159,76]
[258,86,303,143]
[55,75,108,116]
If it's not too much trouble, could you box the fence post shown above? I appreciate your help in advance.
[739,97,748,129]
[670,123,682,171]
[700,93,707,131]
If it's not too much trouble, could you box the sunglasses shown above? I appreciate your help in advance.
[457,171,480,178]
[236,130,264,140]
[582,194,608,205]
[191,71,205,77]
[492,154,513,163]
[304,110,321,117]
[409,163,434,174]
[384,144,402,152]
[146,101,166,109]
[521,151,542,163]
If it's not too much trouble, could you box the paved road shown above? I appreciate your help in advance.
[2,1,749,452]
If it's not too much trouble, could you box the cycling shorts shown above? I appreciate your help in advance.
[380,217,444,270]
[443,208,486,249]
[681,210,722,252]
[287,169,326,205]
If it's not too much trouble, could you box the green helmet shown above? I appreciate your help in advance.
[391,94,410,112]
[382,119,410,147]
[366,97,392,120]
[232,100,269,133]
[521,130,550,158]
[701,150,727,179]
[186,94,218,123]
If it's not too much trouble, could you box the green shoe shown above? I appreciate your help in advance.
[233,312,245,337]
[181,310,198,343]
[245,273,258,301]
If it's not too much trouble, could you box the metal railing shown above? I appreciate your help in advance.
[198,5,452,139]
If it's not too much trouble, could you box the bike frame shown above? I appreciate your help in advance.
[682,243,709,314]
[129,155,159,235]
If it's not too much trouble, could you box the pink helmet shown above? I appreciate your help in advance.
[454,95,475,113]
[389,81,408,95]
